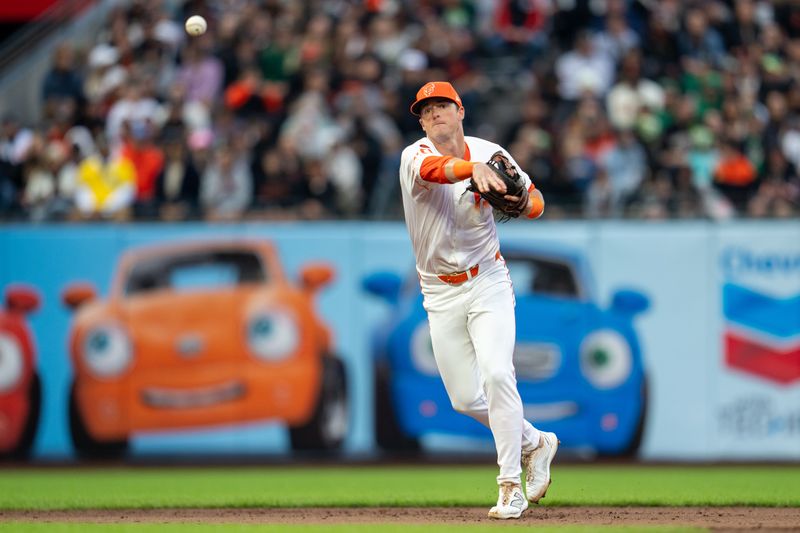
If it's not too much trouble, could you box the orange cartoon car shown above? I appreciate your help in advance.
[62,240,347,458]
[0,285,42,459]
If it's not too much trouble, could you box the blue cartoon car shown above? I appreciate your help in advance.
[363,244,650,456]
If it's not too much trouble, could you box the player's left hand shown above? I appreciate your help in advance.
[502,189,529,215]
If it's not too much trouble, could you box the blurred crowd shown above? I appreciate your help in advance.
[1,0,799,222]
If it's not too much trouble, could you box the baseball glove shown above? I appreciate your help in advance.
[469,151,529,221]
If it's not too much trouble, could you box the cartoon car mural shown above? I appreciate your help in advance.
[0,285,42,459]
[364,244,650,456]
[62,240,347,458]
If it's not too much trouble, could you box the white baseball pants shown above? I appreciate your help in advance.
[420,257,541,484]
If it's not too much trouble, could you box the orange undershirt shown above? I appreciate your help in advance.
[419,143,473,183]
[527,184,544,218]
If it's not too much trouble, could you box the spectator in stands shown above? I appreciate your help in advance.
[601,128,649,216]
[297,157,338,219]
[747,146,799,218]
[713,138,758,212]
[775,0,800,39]
[677,8,726,69]
[0,162,15,216]
[686,125,720,191]
[367,14,413,67]
[74,134,136,220]
[593,12,640,65]
[251,147,297,213]
[781,116,800,171]
[51,136,85,220]
[554,30,615,120]
[154,131,200,221]
[20,136,57,221]
[41,43,83,124]
[259,22,297,88]
[506,93,557,199]
[628,174,672,220]
[327,136,363,217]
[392,49,432,141]
[763,90,791,156]
[83,43,127,111]
[298,13,334,69]
[560,97,612,194]
[120,120,165,219]
[550,0,593,49]
[348,116,384,215]
[640,0,681,78]
[584,167,614,219]
[747,178,797,218]
[0,115,35,217]
[722,0,763,55]
[606,49,665,131]
[487,0,548,66]
[200,142,252,221]
[669,164,706,219]
[279,68,340,160]
[176,41,224,108]
[224,66,274,120]
[105,81,163,147]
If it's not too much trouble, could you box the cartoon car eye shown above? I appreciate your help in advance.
[82,323,133,377]
[410,322,438,376]
[247,311,299,360]
[579,330,632,390]
[0,333,24,392]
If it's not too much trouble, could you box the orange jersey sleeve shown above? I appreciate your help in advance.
[419,155,476,184]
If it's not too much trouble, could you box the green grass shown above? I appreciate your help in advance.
[0,465,798,509]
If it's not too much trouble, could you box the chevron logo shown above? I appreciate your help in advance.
[723,283,800,385]
[725,332,800,385]
[723,284,800,338]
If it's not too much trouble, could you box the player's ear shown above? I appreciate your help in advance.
[458,105,465,120]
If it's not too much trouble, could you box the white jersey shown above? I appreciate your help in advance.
[399,135,532,277]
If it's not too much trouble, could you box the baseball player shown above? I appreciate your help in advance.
[398,81,558,519]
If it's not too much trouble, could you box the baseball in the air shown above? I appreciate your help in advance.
[185,15,207,36]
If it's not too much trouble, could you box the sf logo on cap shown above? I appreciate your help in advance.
[423,83,436,96]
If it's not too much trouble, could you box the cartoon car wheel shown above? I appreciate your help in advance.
[621,378,648,457]
[374,361,419,452]
[16,373,41,458]
[0,285,42,460]
[289,356,348,451]
[68,382,129,459]
[1,374,42,460]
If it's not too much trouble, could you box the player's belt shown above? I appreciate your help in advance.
[437,251,502,285]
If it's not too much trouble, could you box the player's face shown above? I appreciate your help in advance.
[419,99,464,139]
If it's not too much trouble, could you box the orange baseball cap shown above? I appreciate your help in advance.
[410,81,463,116]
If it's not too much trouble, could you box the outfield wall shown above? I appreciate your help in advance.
[0,221,797,461]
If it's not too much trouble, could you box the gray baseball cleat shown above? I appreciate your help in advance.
[487,481,528,519]
[522,431,559,504]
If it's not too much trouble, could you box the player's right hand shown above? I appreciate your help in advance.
[471,163,507,194]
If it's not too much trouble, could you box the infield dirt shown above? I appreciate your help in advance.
[2,507,800,529]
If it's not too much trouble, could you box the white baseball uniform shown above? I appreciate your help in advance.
[399,135,542,484]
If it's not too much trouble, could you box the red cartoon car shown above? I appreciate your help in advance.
[62,240,347,458]
[0,285,42,459]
